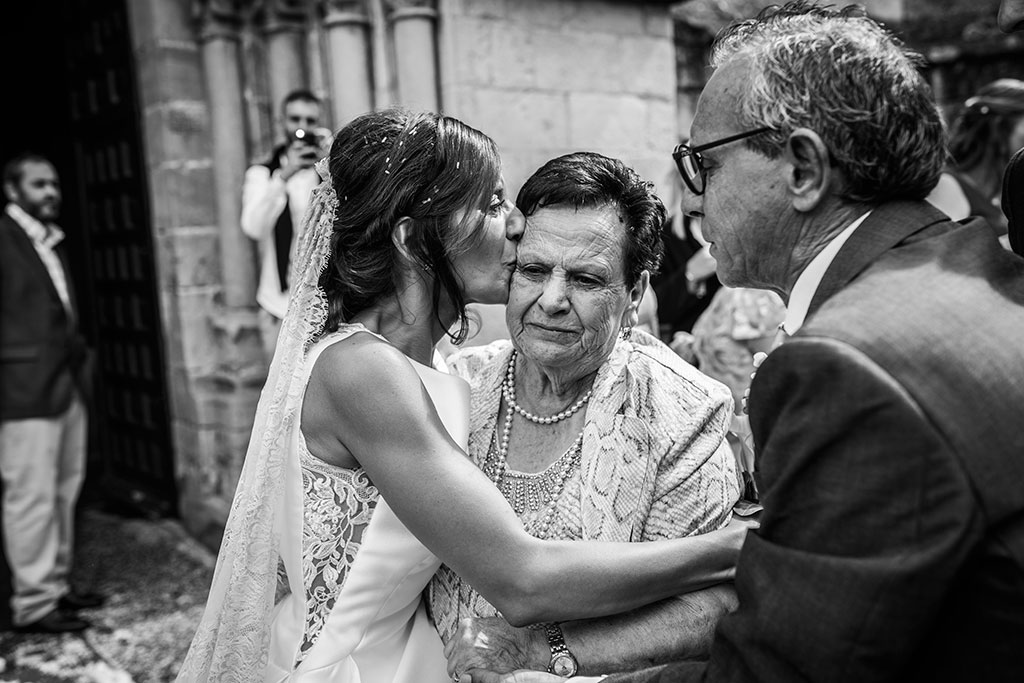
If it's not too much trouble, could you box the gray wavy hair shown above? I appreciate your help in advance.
[711,1,946,203]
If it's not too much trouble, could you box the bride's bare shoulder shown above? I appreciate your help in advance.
[310,331,419,400]
[302,332,427,466]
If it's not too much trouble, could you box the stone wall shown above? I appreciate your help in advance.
[128,0,265,549]
[671,0,1023,126]
[439,0,680,200]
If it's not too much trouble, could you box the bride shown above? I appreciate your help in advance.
[177,109,746,683]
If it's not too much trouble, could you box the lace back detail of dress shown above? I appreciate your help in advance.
[296,437,379,666]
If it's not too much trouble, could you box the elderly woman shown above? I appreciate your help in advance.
[429,152,741,678]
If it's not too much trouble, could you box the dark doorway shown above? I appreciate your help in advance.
[1,0,177,627]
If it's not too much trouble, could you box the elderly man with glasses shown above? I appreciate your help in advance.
[470,3,1024,683]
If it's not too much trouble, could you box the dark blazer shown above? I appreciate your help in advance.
[611,202,1024,682]
[0,212,88,420]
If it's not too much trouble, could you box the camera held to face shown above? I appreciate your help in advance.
[292,128,320,146]
[290,127,334,164]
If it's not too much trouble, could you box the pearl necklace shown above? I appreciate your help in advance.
[500,350,592,425]
[485,350,587,539]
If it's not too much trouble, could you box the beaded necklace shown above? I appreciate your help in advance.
[484,350,589,539]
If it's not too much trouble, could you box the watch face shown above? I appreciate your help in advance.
[551,652,578,677]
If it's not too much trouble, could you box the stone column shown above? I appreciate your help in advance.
[260,0,311,112]
[193,0,256,308]
[387,0,439,111]
[321,0,374,125]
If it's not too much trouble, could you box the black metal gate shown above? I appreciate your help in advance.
[64,0,177,516]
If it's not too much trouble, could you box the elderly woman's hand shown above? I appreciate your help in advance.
[462,670,569,683]
[445,617,548,680]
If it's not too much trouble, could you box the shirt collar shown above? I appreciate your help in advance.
[782,210,871,335]
[6,203,64,249]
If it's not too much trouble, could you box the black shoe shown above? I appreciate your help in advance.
[59,591,106,611]
[14,608,89,633]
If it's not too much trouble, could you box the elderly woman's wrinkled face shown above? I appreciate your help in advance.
[507,204,645,371]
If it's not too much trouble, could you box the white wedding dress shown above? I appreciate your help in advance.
[263,326,463,683]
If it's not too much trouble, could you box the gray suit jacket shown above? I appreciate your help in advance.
[611,201,1024,682]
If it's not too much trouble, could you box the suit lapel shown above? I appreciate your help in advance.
[806,201,949,321]
[1,215,66,310]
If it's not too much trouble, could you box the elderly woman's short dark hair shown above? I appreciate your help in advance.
[516,152,665,285]
[711,1,947,204]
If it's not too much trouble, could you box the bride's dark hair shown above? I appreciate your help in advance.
[319,109,501,342]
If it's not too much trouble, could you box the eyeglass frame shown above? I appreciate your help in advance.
[672,127,773,196]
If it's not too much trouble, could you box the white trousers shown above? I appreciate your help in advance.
[0,395,87,624]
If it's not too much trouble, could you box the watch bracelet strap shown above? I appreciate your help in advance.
[545,622,573,668]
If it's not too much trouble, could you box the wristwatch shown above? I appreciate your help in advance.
[544,622,579,677]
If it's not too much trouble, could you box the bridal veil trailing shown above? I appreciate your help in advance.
[177,158,337,682]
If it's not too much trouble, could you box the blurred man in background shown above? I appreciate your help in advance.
[1,153,100,633]
[241,89,328,357]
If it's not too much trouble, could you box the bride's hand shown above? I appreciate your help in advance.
[723,516,757,561]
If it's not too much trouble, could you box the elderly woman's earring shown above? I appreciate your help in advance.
[620,325,633,340]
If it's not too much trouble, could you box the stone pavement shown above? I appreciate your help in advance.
[0,508,215,683]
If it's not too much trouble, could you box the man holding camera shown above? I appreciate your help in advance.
[241,89,328,356]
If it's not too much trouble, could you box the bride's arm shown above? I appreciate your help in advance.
[309,339,744,626]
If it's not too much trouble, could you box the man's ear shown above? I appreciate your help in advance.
[784,128,833,212]
[3,181,17,203]
[623,270,651,327]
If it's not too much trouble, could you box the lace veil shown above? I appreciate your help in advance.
[177,158,337,682]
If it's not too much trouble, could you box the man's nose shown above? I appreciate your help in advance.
[680,190,703,220]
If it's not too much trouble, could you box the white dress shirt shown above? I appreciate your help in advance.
[240,158,320,319]
[6,203,73,317]
[781,211,872,336]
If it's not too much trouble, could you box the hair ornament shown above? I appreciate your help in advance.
[966,97,991,115]
[965,95,1024,115]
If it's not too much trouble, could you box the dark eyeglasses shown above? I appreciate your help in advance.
[672,127,773,196]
